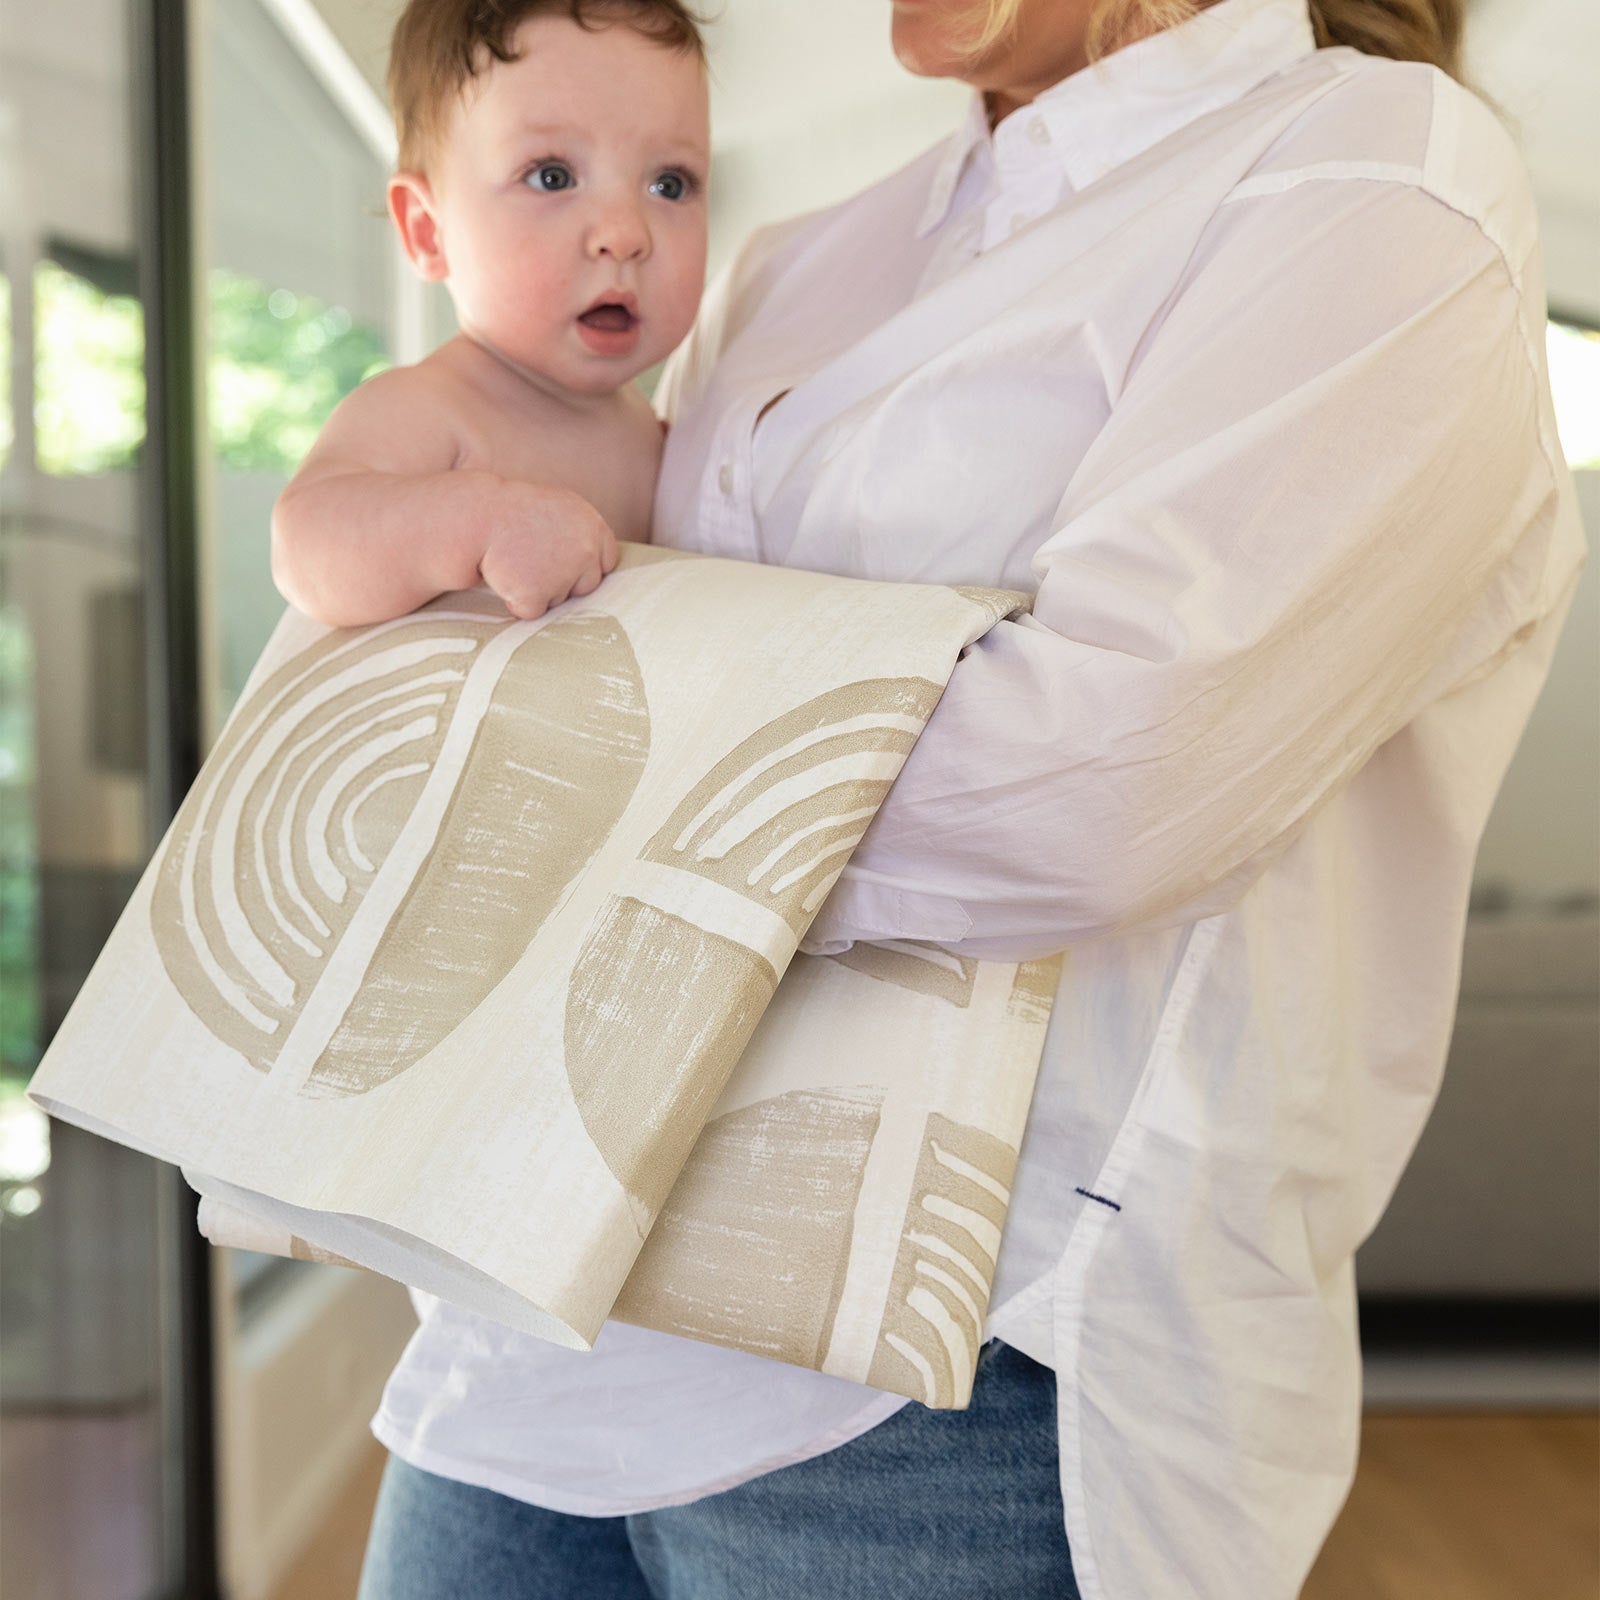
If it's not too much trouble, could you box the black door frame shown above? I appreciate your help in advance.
[135,2,219,1594]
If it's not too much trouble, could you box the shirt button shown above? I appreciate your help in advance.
[717,463,735,495]
[1027,115,1050,145]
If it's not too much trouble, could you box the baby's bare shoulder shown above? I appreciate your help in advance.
[295,361,468,483]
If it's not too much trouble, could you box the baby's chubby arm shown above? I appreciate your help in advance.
[270,366,617,629]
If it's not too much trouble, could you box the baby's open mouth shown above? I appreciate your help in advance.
[578,303,638,331]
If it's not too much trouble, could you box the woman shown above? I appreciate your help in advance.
[359,0,1584,1595]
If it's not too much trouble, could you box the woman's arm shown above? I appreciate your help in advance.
[801,175,1577,960]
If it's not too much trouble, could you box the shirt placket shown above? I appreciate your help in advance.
[985,111,1065,248]
[700,389,782,563]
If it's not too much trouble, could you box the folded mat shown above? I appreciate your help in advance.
[27,542,1059,1408]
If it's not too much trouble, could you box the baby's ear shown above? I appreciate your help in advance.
[388,173,448,282]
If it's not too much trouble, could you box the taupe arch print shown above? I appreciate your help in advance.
[151,608,651,1097]
[612,1086,884,1366]
[151,615,501,1069]
[642,676,947,934]
[830,940,980,1008]
[563,676,945,1215]
[866,1113,1019,1408]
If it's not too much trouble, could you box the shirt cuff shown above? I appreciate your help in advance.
[797,867,975,955]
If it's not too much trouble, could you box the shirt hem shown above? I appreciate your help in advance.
[368,1389,915,1518]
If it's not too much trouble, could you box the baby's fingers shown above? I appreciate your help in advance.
[484,564,557,619]
[500,590,551,620]
[569,561,606,598]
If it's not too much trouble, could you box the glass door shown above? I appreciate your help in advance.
[0,0,214,1595]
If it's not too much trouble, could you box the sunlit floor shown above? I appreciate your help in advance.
[271,1411,1600,1600]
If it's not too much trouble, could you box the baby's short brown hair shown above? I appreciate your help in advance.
[389,0,707,175]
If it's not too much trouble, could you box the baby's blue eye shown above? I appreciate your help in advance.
[650,171,688,202]
[527,162,574,192]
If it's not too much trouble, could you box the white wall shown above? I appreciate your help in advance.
[680,3,969,272]
[1471,0,1600,325]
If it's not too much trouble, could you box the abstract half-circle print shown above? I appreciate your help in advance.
[564,675,946,1216]
[612,1086,885,1368]
[151,603,650,1097]
[865,1112,1019,1409]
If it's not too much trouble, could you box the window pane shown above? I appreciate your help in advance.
[208,268,387,475]
[1547,319,1600,470]
[204,0,396,735]
[1,0,177,1592]
[33,257,146,477]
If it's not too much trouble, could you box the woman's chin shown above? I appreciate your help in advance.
[890,10,973,79]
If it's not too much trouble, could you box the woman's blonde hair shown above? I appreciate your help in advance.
[963,0,1463,79]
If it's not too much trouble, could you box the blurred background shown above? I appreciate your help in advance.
[0,1,1594,1596]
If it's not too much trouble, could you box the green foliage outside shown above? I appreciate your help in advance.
[208,270,389,472]
[0,610,38,1089]
[33,260,146,476]
[29,261,389,480]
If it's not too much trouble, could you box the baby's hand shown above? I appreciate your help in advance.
[478,483,620,620]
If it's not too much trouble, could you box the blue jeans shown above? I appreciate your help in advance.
[356,1338,1080,1599]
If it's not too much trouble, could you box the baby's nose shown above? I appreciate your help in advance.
[588,201,650,263]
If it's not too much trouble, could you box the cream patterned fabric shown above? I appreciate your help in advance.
[27,543,1056,1408]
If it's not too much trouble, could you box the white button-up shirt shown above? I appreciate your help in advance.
[370,2,1585,1593]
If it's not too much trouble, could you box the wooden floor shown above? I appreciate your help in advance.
[1303,1413,1597,1599]
[274,1411,1598,1600]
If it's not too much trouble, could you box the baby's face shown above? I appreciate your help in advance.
[426,15,710,397]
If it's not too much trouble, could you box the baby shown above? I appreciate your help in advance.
[271,0,710,628]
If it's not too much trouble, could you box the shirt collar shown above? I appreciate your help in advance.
[915,0,1317,239]
[917,93,995,241]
